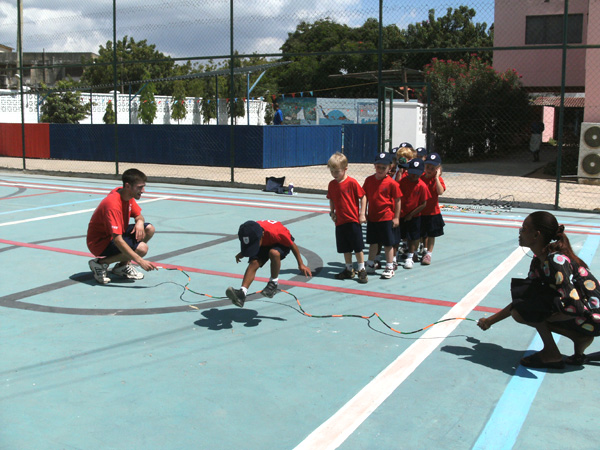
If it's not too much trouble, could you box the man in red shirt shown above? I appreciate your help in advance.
[226,220,312,307]
[86,168,158,284]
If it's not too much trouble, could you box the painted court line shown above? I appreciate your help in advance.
[294,246,526,450]
[473,234,600,450]
[0,197,169,227]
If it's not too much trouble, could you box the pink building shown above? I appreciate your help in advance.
[493,0,600,127]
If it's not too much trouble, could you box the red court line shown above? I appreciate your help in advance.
[1,238,500,313]
[0,191,61,201]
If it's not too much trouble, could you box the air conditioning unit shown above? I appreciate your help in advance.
[578,122,600,185]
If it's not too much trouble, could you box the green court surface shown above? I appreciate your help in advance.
[1,171,599,450]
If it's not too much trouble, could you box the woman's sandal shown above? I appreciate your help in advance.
[520,352,565,369]
[565,354,588,366]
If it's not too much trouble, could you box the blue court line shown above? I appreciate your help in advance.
[472,234,600,450]
[0,197,103,215]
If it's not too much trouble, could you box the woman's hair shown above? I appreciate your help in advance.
[528,211,587,268]
[327,152,348,170]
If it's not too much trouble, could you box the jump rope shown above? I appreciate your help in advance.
[160,267,477,335]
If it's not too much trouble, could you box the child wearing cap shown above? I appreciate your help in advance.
[327,152,368,283]
[419,153,446,265]
[362,152,402,279]
[415,147,428,161]
[225,220,312,307]
[397,158,431,269]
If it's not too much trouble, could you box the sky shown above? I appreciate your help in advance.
[0,0,495,59]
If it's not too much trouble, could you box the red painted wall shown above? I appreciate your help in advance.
[0,123,50,158]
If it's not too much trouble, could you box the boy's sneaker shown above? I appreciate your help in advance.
[396,253,409,264]
[413,252,421,262]
[381,267,395,279]
[335,268,355,280]
[421,253,432,265]
[404,259,414,269]
[226,287,246,307]
[112,263,144,280]
[261,281,279,298]
[357,269,368,284]
[366,264,376,274]
[89,258,110,284]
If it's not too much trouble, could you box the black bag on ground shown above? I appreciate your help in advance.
[265,176,285,193]
[510,278,560,323]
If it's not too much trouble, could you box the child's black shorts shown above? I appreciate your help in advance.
[400,216,421,241]
[335,222,364,254]
[420,214,445,238]
[366,220,400,246]
[251,244,291,267]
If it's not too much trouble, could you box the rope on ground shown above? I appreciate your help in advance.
[161,267,477,335]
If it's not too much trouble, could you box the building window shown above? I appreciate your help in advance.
[525,14,584,45]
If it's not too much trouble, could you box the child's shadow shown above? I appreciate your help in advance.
[194,308,286,330]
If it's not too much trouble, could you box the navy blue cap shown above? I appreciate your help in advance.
[407,158,424,175]
[399,142,413,149]
[390,146,399,155]
[238,221,263,257]
[374,152,393,165]
[425,152,442,166]
[416,147,427,158]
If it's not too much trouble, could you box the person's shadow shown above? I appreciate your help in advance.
[194,308,286,330]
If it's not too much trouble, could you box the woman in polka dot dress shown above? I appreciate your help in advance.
[478,211,599,369]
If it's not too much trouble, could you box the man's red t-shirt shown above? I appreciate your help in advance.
[327,176,365,226]
[362,175,402,222]
[257,220,294,248]
[87,188,142,256]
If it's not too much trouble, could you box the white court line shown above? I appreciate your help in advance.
[294,246,526,450]
[0,197,170,227]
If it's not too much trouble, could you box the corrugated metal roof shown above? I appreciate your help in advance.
[532,96,585,108]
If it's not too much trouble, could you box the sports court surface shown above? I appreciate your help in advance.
[1,171,599,450]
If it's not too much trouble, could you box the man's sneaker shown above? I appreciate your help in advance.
[421,253,432,265]
[226,286,246,307]
[261,281,279,298]
[112,263,144,280]
[89,258,110,284]
[335,268,355,280]
[357,269,368,284]
[404,259,414,269]
[366,264,376,274]
[381,267,395,279]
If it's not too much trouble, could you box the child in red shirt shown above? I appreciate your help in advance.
[327,152,368,283]
[420,153,446,265]
[226,220,312,307]
[398,159,431,269]
[362,153,402,279]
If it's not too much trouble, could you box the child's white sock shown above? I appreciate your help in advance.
[357,262,365,271]
[346,263,353,271]
[241,286,248,295]
[270,277,279,284]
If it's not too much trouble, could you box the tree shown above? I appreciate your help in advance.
[81,36,176,95]
[103,100,115,124]
[40,80,92,124]
[170,81,187,124]
[139,81,157,125]
[399,6,493,70]
[276,18,403,98]
[421,56,530,161]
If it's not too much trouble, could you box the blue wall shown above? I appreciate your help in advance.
[48,124,375,168]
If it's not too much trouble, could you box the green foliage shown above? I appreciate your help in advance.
[399,6,493,70]
[170,81,187,123]
[40,80,92,124]
[139,82,157,125]
[421,56,531,161]
[103,100,115,124]
[81,36,176,94]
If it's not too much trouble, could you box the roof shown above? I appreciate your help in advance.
[532,96,585,108]
[329,68,424,85]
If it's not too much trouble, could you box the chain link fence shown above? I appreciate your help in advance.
[1,0,599,211]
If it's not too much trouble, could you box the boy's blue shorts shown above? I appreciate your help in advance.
[400,216,421,241]
[335,222,365,254]
[366,220,400,246]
